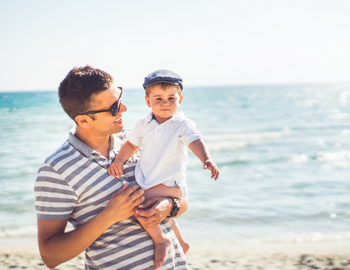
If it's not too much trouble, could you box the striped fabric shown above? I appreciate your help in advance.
[34,130,188,270]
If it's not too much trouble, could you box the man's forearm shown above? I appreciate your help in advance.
[38,183,144,268]
[38,212,115,268]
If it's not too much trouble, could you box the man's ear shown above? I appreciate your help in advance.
[75,114,91,128]
[145,96,151,108]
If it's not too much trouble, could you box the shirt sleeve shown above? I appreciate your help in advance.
[126,120,142,147]
[34,163,78,220]
[179,119,203,146]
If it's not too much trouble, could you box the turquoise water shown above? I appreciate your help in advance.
[1,84,350,243]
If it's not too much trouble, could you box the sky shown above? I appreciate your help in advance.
[0,0,349,91]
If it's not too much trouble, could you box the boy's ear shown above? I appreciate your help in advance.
[75,114,92,128]
[179,94,183,104]
[145,96,151,108]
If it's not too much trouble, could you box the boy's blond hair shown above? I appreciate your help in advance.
[145,83,182,96]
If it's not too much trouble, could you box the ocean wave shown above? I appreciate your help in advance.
[204,128,292,151]
[285,150,350,167]
[206,141,248,151]
[243,231,350,244]
[205,128,292,142]
[317,150,350,162]
[0,225,37,237]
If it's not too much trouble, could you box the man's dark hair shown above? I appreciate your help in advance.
[58,65,114,121]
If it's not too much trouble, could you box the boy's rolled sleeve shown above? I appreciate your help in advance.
[180,119,203,147]
[126,120,142,147]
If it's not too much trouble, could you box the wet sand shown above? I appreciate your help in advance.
[1,237,350,269]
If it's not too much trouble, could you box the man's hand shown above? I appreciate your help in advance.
[108,159,124,177]
[134,197,172,228]
[203,159,220,180]
[37,183,145,269]
[101,183,145,227]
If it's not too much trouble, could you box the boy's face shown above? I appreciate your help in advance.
[145,85,183,124]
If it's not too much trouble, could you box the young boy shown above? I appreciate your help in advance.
[108,69,219,269]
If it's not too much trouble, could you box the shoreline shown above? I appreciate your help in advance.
[1,237,350,269]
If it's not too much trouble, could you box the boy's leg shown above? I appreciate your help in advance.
[167,218,190,254]
[137,185,182,269]
[143,184,182,200]
[139,221,172,269]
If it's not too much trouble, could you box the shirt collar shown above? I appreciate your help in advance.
[68,127,120,158]
[68,128,93,157]
[145,111,185,124]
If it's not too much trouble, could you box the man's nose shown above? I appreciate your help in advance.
[120,102,127,113]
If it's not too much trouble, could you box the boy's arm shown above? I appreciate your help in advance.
[108,140,139,177]
[188,138,219,180]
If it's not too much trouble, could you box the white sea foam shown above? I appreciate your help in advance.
[317,150,350,162]
[0,225,37,237]
[204,128,292,151]
[206,141,248,151]
[243,231,350,244]
[287,154,310,164]
[339,90,350,106]
[329,113,350,120]
[205,129,291,151]
[341,129,350,136]
[204,133,277,141]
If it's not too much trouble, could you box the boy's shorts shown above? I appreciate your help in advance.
[174,181,187,199]
[120,177,187,199]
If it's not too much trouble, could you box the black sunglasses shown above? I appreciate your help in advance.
[82,87,123,117]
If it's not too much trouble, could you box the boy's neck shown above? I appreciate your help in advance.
[152,113,174,124]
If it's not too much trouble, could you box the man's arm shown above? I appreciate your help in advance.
[37,183,144,269]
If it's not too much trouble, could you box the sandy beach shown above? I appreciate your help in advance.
[1,237,350,270]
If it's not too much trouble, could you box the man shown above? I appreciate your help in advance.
[34,65,188,269]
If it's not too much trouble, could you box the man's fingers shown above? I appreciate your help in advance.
[136,215,157,228]
[114,182,129,195]
[138,198,156,209]
[136,206,154,218]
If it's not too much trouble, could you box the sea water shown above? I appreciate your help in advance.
[1,83,350,244]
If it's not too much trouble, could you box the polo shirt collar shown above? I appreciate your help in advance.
[146,111,185,124]
[69,128,93,157]
[68,127,118,158]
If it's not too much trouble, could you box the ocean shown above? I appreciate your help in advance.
[1,83,350,245]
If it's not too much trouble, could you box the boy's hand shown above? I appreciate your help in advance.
[108,159,124,177]
[203,159,219,180]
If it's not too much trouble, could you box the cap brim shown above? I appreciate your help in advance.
[143,79,183,90]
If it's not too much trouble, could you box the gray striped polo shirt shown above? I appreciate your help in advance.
[34,129,188,269]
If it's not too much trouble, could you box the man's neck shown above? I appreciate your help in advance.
[74,127,111,159]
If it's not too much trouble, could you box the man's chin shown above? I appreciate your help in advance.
[113,124,124,133]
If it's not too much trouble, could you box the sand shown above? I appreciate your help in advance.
[1,237,350,269]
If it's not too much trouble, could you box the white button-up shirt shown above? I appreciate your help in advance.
[127,111,203,190]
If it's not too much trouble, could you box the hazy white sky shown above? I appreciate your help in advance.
[0,0,349,91]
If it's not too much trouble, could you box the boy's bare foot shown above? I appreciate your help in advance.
[154,237,172,269]
[180,241,190,254]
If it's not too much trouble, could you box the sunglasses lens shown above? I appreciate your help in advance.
[112,100,121,116]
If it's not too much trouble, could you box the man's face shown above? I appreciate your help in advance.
[89,84,127,135]
[145,85,183,124]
